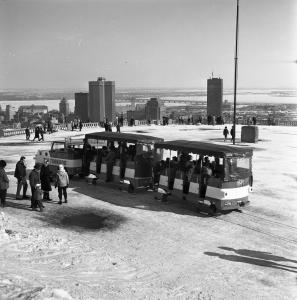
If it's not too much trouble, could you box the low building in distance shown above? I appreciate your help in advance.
[19,104,48,115]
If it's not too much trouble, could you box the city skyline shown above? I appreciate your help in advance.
[1,0,296,90]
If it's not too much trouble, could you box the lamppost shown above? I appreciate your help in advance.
[233,0,239,145]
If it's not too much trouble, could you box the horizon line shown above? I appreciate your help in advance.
[1,86,297,92]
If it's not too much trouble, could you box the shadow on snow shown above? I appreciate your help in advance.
[4,193,127,232]
[204,246,297,274]
[70,177,207,218]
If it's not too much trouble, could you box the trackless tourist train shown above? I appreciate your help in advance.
[153,140,253,214]
[83,132,164,192]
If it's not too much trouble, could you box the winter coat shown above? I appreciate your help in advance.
[14,161,27,180]
[29,169,40,188]
[223,128,229,136]
[56,170,69,187]
[0,168,9,190]
[40,165,52,191]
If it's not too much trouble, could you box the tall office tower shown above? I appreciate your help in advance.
[59,97,70,116]
[130,97,136,110]
[74,92,89,122]
[207,77,223,116]
[145,98,160,121]
[104,81,115,122]
[88,77,105,122]
[5,105,17,121]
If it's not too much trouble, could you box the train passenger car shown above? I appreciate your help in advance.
[154,140,253,214]
[34,138,84,177]
[84,132,164,192]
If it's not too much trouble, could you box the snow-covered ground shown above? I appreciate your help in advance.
[0,124,297,300]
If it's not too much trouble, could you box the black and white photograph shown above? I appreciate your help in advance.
[0,0,296,299]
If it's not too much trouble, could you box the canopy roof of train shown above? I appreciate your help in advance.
[85,132,164,143]
[155,140,253,158]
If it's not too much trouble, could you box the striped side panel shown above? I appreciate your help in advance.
[206,185,249,200]
[112,166,120,176]
[173,178,183,191]
[159,175,168,187]
[125,168,135,178]
[189,182,199,194]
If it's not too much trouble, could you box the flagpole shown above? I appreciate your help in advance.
[233,0,239,145]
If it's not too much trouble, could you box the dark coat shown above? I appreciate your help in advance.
[29,169,40,188]
[40,165,52,191]
[14,161,27,180]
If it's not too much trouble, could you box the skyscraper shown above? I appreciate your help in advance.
[207,77,223,117]
[75,92,89,122]
[104,81,115,123]
[88,77,105,122]
[88,77,115,123]
[59,97,70,116]
[145,98,160,121]
[5,105,17,122]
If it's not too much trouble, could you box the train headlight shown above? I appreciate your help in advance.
[249,186,253,193]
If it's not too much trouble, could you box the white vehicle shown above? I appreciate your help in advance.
[34,138,84,177]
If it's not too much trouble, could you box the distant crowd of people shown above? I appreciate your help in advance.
[0,156,69,210]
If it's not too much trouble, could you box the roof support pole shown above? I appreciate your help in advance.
[233,0,239,145]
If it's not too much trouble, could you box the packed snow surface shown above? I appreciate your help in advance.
[0,124,297,299]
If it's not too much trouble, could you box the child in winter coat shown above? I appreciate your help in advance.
[55,165,69,205]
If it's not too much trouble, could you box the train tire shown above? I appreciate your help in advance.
[208,204,217,216]
[128,184,135,193]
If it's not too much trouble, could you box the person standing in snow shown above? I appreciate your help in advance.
[55,165,69,205]
[29,163,44,211]
[230,126,235,142]
[223,126,229,142]
[0,160,9,208]
[40,160,52,201]
[14,156,29,200]
[25,127,30,140]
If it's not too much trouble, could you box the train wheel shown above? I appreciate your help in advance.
[128,184,135,193]
[208,204,217,216]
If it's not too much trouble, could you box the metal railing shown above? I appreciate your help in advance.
[1,119,297,137]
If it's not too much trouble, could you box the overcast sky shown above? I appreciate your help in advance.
[0,0,296,90]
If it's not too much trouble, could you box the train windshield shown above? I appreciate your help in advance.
[225,157,251,180]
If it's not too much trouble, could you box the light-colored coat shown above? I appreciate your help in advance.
[56,170,69,187]
[0,168,9,190]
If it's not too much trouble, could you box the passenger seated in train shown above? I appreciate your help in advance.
[168,156,178,190]
[105,145,116,182]
[128,145,136,161]
[182,155,193,194]
[153,160,165,186]
[119,141,128,180]
[200,157,213,197]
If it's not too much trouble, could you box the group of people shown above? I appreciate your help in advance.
[82,138,137,184]
[153,154,218,198]
[223,126,235,142]
[0,156,69,210]
[70,119,83,131]
[25,126,45,142]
